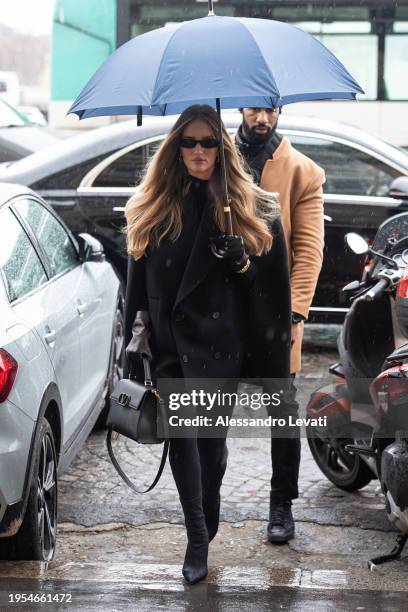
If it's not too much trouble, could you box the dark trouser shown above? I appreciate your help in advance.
[270,374,301,503]
[156,361,232,504]
[169,437,228,503]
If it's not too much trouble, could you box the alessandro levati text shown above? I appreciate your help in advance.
[168,415,327,428]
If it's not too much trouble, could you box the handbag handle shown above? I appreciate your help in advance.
[108,354,168,493]
[107,430,169,494]
[142,355,153,386]
[129,355,154,387]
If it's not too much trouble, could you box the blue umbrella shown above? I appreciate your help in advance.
[69,15,363,120]
[69,7,363,233]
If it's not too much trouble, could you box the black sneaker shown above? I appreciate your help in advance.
[267,501,294,543]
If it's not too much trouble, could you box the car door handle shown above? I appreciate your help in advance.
[76,299,89,315]
[44,328,57,344]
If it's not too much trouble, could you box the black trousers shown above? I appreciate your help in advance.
[169,437,229,503]
[156,361,233,503]
[270,374,301,503]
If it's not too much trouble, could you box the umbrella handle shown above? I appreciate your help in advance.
[209,241,225,258]
[216,98,233,235]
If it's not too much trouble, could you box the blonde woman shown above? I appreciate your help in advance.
[124,105,291,585]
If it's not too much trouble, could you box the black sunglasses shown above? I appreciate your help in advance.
[180,137,219,149]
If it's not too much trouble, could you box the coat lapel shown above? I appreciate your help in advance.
[174,197,219,309]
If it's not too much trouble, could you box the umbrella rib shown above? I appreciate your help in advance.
[236,19,282,104]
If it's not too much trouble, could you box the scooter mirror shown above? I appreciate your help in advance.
[345,232,369,255]
[342,280,361,292]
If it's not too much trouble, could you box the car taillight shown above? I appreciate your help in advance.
[0,349,18,403]
[397,266,408,298]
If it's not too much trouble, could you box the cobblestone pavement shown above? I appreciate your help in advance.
[4,348,407,606]
[59,349,390,533]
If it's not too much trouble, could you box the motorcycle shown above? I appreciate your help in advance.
[306,209,408,566]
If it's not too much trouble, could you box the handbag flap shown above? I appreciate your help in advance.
[110,378,147,411]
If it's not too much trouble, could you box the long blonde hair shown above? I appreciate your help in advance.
[125,105,279,260]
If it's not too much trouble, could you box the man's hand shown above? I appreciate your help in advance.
[291,322,303,347]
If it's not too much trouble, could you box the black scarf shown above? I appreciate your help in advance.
[236,124,283,185]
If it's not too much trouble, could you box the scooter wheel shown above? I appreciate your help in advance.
[307,430,373,491]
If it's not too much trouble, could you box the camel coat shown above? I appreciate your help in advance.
[259,137,325,373]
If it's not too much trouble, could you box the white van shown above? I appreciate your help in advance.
[0,72,20,107]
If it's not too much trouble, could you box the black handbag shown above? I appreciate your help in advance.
[106,356,169,493]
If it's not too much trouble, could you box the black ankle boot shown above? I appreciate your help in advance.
[267,500,294,543]
[203,491,221,542]
[180,497,209,585]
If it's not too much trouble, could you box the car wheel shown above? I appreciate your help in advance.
[307,430,373,492]
[0,418,58,561]
[94,297,124,428]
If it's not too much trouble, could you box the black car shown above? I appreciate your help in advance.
[1,113,408,322]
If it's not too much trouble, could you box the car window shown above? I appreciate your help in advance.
[93,141,162,187]
[0,98,29,127]
[0,207,47,302]
[287,134,401,196]
[13,199,78,277]
[31,152,117,189]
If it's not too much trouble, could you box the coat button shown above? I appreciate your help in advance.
[224,277,230,283]
[174,312,185,322]
[182,354,188,363]
[213,351,222,360]
[211,311,220,319]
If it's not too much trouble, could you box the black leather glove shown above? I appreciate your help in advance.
[125,310,152,361]
[210,234,249,272]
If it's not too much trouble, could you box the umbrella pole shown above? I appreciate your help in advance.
[216,98,233,235]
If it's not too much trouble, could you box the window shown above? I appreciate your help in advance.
[384,35,408,100]
[288,135,401,196]
[13,199,78,277]
[31,152,117,189]
[0,207,47,302]
[394,22,408,33]
[93,140,163,187]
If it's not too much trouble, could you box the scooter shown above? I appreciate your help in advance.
[306,210,408,565]
[367,274,408,566]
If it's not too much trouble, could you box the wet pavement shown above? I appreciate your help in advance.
[2,347,408,610]
[2,578,408,611]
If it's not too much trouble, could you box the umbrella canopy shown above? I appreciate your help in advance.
[68,15,363,120]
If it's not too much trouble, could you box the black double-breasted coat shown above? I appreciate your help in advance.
[123,184,291,387]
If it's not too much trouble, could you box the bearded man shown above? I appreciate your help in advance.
[236,107,325,542]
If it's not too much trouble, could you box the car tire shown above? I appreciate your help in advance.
[0,418,58,561]
[307,430,373,492]
[94,295,125,429]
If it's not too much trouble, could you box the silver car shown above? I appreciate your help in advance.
[0,184,124,560]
